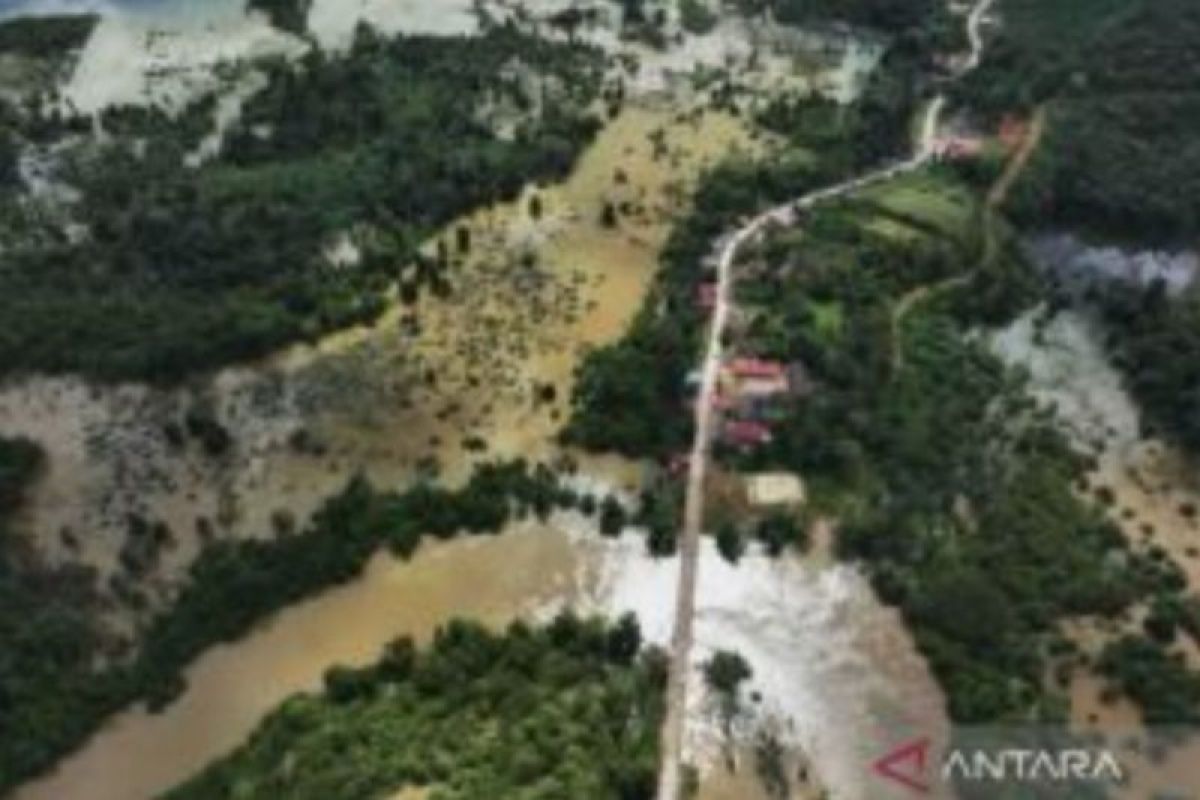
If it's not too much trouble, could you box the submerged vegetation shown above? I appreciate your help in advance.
[962,0,1200,458]
[0,25,603,382]
[166,615,665,799]
[0,458,632,794]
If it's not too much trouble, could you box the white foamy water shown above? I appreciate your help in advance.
[561,511,947,799]
[990,307,1142,454]
[62,7,302,114]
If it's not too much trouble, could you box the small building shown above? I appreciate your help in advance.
[737,374,790,398]
[722,420,773,448]
[746,472,806,508]
[727,357,787,380]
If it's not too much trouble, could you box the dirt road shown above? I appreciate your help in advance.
[655,2,998,797]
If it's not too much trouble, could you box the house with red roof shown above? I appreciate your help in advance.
[727,357,786,380]
[722,420,773,448]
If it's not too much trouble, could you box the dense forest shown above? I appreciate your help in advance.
[1097,282,1200,455]
[980,0,1200,242]
[0,459,633,794]
[0,25,603,381]
[964,0,1200,458]
[166,615,664,799]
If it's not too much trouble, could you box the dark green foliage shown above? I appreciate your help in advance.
[635,482,684,556]
[247,0,311,35]
[565,156,840,458]
[1098,635,1200,725]
[0,13,97,58]
[715,520,744,563]
[1098,283,1200,456]
[599,495,628,536]
[0,459,588,794]
[0,27,602,381]
[753,511,807,556]
[0,128,18,188]
[679,0,718,35]
[978,0,1200,241]
[166,616,665,800]
[703,649,752,697]
[0,435,42,514]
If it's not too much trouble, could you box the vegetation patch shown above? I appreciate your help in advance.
[165,614,665,800]
[704,177,1199,724]
[969,0,1200,242]
[0,13,97,59]
[0,26,603,382]
[0,458,629,794]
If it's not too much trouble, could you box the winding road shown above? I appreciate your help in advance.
[655,1,998,797]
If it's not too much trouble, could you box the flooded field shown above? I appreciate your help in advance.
[0,5,924,798]
[16,507,946,800]
[0,104,760,619]
[992,305,1200,799]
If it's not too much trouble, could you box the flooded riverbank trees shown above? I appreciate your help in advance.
[0,25,604,382]
[166,615,666,799]
[0,458,628,794]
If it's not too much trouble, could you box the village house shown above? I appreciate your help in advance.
[722,419,773,448]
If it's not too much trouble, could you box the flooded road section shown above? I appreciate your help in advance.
[16,510,946,800]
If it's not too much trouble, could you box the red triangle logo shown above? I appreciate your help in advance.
[872,737,931,794]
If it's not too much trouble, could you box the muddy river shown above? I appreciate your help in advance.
[16,510,947,800]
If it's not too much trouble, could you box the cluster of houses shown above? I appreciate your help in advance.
[686,356,812,450]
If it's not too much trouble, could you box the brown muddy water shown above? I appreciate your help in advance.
[4,99,948,800]
[0,104,759,617]
[14,522,582,800]
[14,511,948,800]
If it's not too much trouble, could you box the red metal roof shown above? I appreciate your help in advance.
[727,357,786,379]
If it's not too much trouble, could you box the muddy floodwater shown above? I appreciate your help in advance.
[0,104,758,617]
[14,522,582,800]
[16,509,947,800]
